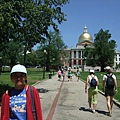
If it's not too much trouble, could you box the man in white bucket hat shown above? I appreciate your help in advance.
[1,64,43,120]
[102,66,118,117]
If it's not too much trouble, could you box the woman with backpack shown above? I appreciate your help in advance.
[85,70,99,113]
[102,66,118,117]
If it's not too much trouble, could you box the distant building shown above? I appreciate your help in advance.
[63,25,120,71]
[114,50,120,68]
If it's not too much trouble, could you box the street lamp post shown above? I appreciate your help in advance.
[43,50,46,79]
[52,58,55,75]
[0,57,2,75]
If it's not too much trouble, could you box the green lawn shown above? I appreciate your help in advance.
[0,68,55,100]
[0,69,120,102]
[80,71,120,102]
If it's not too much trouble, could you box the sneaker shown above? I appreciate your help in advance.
[93,110,96,114]
[89,108,92,112]
[106,112,112,117]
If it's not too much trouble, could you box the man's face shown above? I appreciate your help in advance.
[11,72,27,87]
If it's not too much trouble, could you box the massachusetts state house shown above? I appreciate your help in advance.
[63,25,120,71]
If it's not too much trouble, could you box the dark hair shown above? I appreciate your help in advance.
[11,72,26,77]
[89,72,94,75]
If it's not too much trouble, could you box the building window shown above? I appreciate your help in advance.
[78,51,81,58]
[74,51,76,58]
[78,60,81,65]
[74,60,76,65]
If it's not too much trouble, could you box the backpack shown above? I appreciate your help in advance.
[90,77,97,87]
[106,74,115,89]
[30,86,37,120]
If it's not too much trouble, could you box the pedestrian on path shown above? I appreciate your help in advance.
[67,69,72,81]
[61,69,65,81]
[102,66,118,117]
[1,64,42,120]
[76,69,80,82]
[58,69,62,81]
[85,70,99,113]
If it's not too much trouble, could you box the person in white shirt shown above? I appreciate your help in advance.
[85,70,99,113]
[102,66,118,117]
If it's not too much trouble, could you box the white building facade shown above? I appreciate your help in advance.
[114,50,120,69]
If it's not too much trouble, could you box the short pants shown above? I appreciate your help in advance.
[58,75,61,78]
[88,87,98,104]
[105,87,114,96]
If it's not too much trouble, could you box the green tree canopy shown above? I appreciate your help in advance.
[94,29,117,71]
[36,30,67,71]
[0,0,69,66]
[0,40,23,67]
[0,0,69,48]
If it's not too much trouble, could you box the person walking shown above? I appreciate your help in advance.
[67,69,72,81]
[85,70,99,113]
[58,69,62,81]
[102,66,118,117]
[1,64,42,120]
[76,69,80,82]
[61,69,65,81]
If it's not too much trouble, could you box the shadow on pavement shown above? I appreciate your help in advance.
[79,107,108,116]
[36,88,49,93]
[79,107,89,112]
[95,109,108,116]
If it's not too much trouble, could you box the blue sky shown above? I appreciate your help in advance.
[57,0,120,50]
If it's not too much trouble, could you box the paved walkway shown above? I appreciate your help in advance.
[34,73,120,120]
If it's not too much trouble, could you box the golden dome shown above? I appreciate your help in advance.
[78,25,93,44]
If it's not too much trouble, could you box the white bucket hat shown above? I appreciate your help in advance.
[104,66,111,70]
[90,70,95,73]
[11,64,27,74]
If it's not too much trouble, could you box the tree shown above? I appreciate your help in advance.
[1,40,23,68]
[0,0,69,66]
[84,45,96,67]
[0,0,69,49]
[36,30,67,71]
[93,29,117,72]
